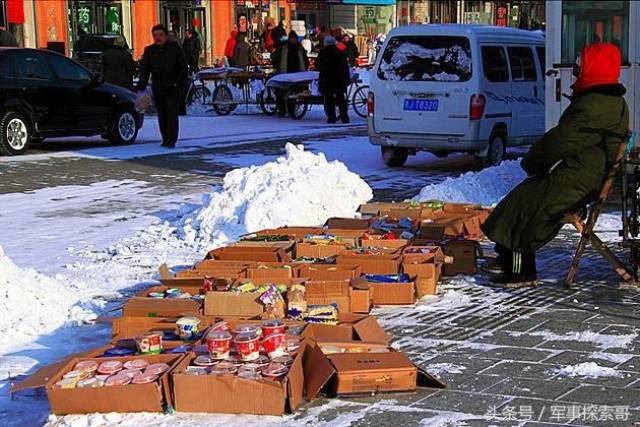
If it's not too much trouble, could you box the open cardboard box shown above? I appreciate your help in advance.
[46,353,183,415]
[305,341,445,398]
[204,277,306,317]
[305,278,373,314]
[172,340,310,415]
[357,202,415,217]
[253,226,325,238]
[361,237,411,250]
[122,285,205,318]
[10,344,114,398]
[297,264,361,280]
[205,246,292,262]
[365,277,417,306]
[336,253,402,275]
[159,264,246,289]
[419,213,483,240]
[232,240,296,252]
[401,247,445,298]
[325,217,371,230]
[247,262,300,279]
[301,313,389,344]
[110,315,212,350]
[295,241,348,259]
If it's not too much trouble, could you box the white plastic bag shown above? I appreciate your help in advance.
[135,87,153,113]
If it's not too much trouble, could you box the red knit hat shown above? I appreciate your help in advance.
[572,43,621,93]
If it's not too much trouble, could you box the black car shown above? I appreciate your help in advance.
[0,47,142,155]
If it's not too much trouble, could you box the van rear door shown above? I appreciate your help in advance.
[373,35,472,136]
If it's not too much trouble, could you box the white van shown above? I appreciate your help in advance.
[368,25,545,167]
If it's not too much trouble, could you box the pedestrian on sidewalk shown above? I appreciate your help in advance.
[342,34,359,67]
[481,43,629,286]
[224,30,238,66]
[137,24,188,148]
[272,31,309,117]
[102,35,135,90]
[271,21,287,48]
[233,32,251,70]
[316,35,350,124]
[183,28,202,75]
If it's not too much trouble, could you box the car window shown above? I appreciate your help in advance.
[46,53,91,82]
[481,46,509,82]
[15,52,54,81]
[377,36,472,82]
[507,46,537,81]
[0,53,15,79]
[536,46,545,77]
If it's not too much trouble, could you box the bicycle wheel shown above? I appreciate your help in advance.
[286,89,309,120]
[186,84,211,107]
[212,84,235,116]
[259,87,278,116]
[351,85,369,119]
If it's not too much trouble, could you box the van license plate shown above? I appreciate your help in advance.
[403,99,439,111]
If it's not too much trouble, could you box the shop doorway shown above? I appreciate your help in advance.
[161,1,207,63]
[69,1,124,49]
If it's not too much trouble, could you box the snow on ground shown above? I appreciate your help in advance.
[179,143,373,245]
[511,329,638,350]
[555,362,624,378]
[414,160,526,206]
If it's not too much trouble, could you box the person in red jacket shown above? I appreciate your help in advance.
[224,30,238,66]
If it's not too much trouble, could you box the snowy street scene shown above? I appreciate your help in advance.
[1,1,640,427]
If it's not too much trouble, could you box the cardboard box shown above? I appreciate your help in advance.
[254,226,325,238]
[295,242,348,259]
[361,238,410,250]
[336,254,402,275]
[401,247,445,298]
[110,316,211,350]
[159,264,246,289]
[324,229,367,247]
[122,285,204,318]
[357,202,413,217]
[301,313,390,344]
[367,279,416,306]
[419,213,482,240]
[305,280,351,314]
[304,341,445,398]
[232,240,295,251]
[443,240,479,276]
[247,262,299,279]
[297,264,361,280]
[46,354,183,415]
[172,342,310,415]
[204,278,305,317]
[325,217,371,229]
[205,246,292,262]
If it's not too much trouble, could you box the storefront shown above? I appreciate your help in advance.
[545,0,637,129]
[68,1,126,49]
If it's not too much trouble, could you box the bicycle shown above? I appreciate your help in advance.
[347,72,369,119]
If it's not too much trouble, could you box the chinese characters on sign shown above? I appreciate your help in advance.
[485,404,630,423]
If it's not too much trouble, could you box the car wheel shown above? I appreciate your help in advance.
[483,132,506,167]
[381,146,409,167]
[0,111,31,156]
[109,108,138,145]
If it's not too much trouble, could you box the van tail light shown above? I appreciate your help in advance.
[469,94,486,120]
[367,92,375,117]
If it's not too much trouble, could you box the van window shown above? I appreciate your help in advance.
[536,46,545,76]
[481,46,508,82]
[0,53,15,79]
[377,36,472,82]
[507,47,537,81]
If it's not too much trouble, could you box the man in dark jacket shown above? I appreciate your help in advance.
[342,34,359,67]
[316,36,351,124]
[102,35,135,90]
[233,32,251,70]
[271,31,309,117]
[481,43,629,285]
[137,24,188,148]
[271,21,287,48]
[182,28,201,75]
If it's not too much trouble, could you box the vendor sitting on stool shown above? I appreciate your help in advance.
[481,43,629,286]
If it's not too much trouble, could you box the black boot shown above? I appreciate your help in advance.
[491,247,538,287]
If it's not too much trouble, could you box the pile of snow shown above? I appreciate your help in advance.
[0,245,94,352]
[515,329,637,350]
[179,143,373,245]
[555,362,623,378]
[414,160,526,206]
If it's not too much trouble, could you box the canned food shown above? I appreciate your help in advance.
[193,355,218,367]
[120,368,143,379]
[77,377,102,388]
[145,362,170,376]
[123,359,149,370]
[176,316,201,340]
[234,324,261,336]
[233,333,260,361]
[74,360,98,374]
[63,369,90,381]
[206,330,232,360]
[104,373,132,386]
[134,332,163,355]
[262,333,288,359]
[131,373,159,384]
[211,361,237,375]
[261,319,286,337]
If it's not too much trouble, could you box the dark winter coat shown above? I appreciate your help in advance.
[271,24,286,47]
[137,41,188,94]
[183,34,201,63]
[0,29,17,47]
[316,44,350,93]
[102,46,135,90]
[272,42,308,74]
[233,36,252,69]
[481,84,630,252]
[344,40,359,67]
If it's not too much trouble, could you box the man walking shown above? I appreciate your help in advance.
[316,36,350,124]
[183,28,202,75]
[137,24,188,148]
